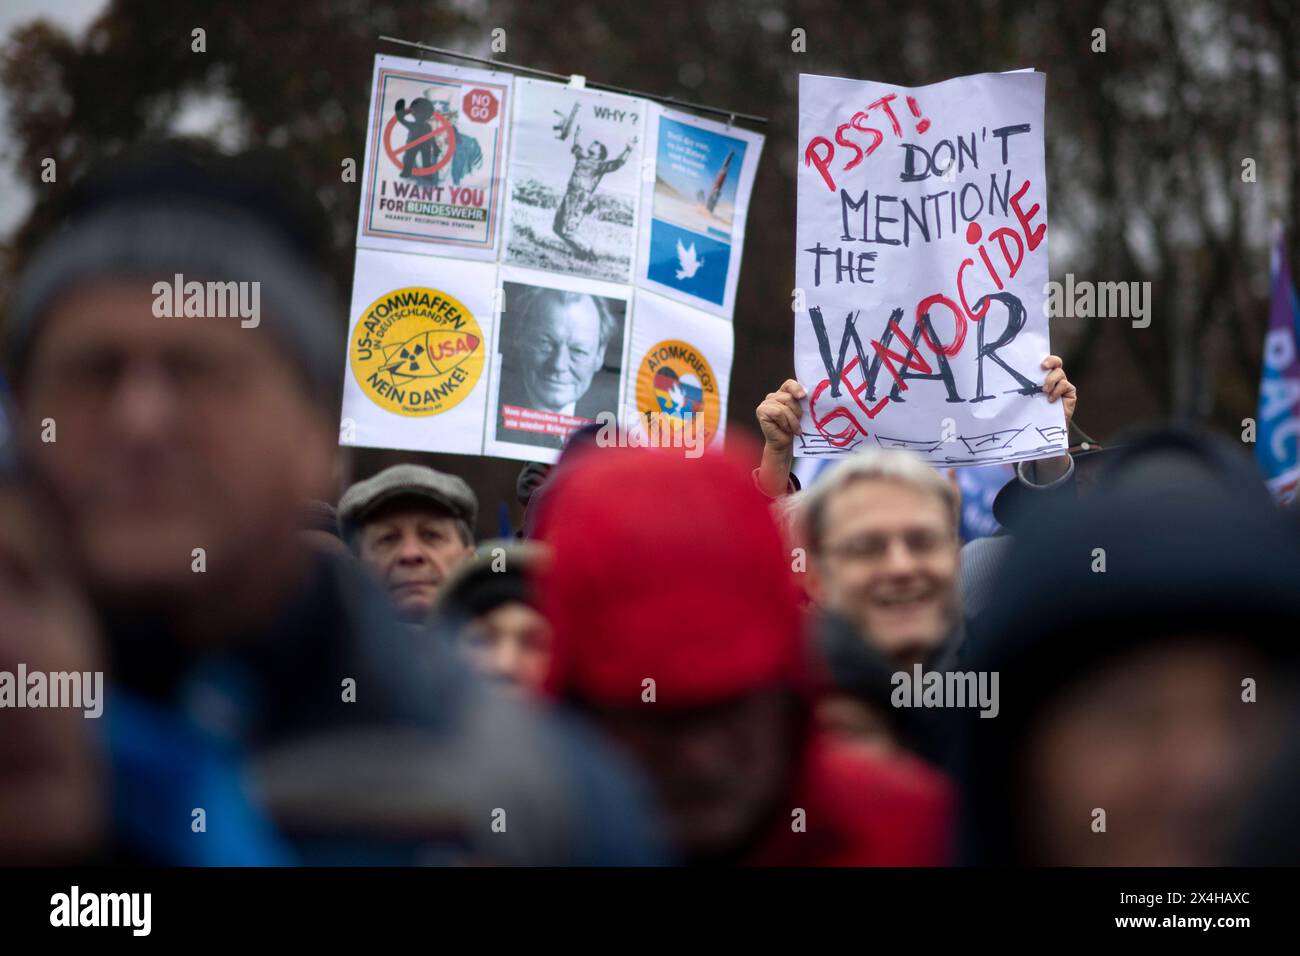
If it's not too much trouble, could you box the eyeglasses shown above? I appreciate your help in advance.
[821,528,955,563]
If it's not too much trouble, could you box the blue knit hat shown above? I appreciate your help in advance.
[5,144,343,405]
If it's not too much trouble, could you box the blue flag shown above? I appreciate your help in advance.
[957,462,1015,542]
[1256,225,1300,503]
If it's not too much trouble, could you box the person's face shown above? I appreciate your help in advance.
[520,298,606,411]
[459,600,552,695]
[356,506,473,621]
[0,488,104,862]
[20,281,336,606]
[1022,640,1282,866]
[593,690,797,861]
[815,694,898,759]
[812,479,959,666]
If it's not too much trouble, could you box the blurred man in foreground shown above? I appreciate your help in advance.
[0,456,106,864]
[534,445,952,865]
[959,428,1300,865]
[6,144,660,865]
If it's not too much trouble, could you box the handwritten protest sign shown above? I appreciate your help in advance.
[794,71,1066,465]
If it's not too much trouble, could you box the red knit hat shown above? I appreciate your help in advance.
[535,443,807,708]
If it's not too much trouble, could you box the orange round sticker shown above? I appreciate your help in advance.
[633,339,721,448]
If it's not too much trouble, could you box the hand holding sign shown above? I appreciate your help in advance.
[1040,354,1077,425]
[755,379,807,496]
[794,70,1066,467]
[756,379,807,453]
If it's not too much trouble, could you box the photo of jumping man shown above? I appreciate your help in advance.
[553,124,638,259]
[504,79,646,283]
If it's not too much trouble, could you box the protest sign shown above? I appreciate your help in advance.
[346,61,762,462]
[636,105,763,317]
[357,55,512,260]
[484,266,631,463]
[623,290,734,452]
[340,248,497,454]
[504,79,646,284]
[794,70,1066,466]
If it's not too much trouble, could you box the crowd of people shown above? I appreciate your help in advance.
[1,144,1297,866]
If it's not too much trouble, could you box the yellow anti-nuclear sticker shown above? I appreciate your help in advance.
[350,286,484,417]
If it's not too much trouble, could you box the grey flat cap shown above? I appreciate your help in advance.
[338,464,478,542]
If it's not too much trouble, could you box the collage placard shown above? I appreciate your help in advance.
[343,54,763,463]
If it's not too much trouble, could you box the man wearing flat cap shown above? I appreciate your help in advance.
[338,463,478,624]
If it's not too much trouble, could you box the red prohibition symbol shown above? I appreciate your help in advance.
[383,109,457,178]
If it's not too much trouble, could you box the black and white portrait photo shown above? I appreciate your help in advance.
[493,280,627,451]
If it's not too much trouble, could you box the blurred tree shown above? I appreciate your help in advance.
[2,0,1297,532]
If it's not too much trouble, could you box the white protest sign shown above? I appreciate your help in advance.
[635,105,764,318]
[483,265,631,464]
[794,70,1066,465]
[503,79,646,284]
[357,55,512,260]
[344,66,761,464]
[340,248,497,455]
[622,289,734,453]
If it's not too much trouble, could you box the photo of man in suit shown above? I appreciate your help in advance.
[495,284,626,450]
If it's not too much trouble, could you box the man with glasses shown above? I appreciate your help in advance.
[797,450,964,669]
[751,358,1077,669]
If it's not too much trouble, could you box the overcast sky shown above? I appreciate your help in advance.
[0,0,109,238]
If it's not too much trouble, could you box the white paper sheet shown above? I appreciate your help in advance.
[622,290,734,453]
[356,55,512,260]
[483,265,632,463]
[794,71,1066,466]
[635,104,764,319]
[503,78,646,284]
[340,248,498,454]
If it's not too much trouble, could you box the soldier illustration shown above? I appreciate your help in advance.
[552,125,637,260]
[394,96,440,180]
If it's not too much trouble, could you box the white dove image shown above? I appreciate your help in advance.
[675,239,703,280]
[667,380,689,416]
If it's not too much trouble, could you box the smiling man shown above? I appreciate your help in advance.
[338,464,477,624]
[496,287,622,450]
[799,451,962,669]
